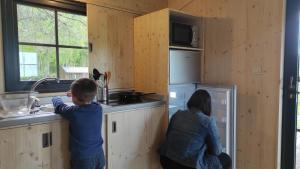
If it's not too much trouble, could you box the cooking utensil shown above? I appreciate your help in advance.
[104,72,108,87]
[107,72,111,86]
[93,68,102,81]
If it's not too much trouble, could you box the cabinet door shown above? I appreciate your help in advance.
[88,4,136,89]
[106,106,167,169]
[49,116,106,169]
[145,106,166,169]
[0,124,51,169]
[102,114,107,167]
[50,120,70,169]
[106,109,148,169]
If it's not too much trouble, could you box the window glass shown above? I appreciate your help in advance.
[19,45,57,81]
[17,4,55,44]
[59,48,89,80]
[16,4,88,82]
[58,12,88,46]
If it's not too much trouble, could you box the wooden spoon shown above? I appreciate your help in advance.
[104,72,108,87]
[107,72,111,86]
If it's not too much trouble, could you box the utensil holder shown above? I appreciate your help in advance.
[97,86,108,102]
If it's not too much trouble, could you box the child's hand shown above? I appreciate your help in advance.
[66,91,72,97]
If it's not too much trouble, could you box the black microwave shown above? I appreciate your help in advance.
[170,22,199,48]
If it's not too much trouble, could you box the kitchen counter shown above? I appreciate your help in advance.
[0,99,165,129]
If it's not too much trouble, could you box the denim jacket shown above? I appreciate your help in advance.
[159,109,223,169]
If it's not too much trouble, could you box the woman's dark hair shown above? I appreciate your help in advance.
[187,90,211,116]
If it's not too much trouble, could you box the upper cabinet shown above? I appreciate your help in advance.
[87,4,136,89]
[134,9,204,96]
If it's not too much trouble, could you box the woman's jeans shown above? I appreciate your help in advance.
[71,153,105,169]
[160,153,232,169]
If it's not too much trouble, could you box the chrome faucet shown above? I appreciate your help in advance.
[28,77,60,109]
[30,77,60,92]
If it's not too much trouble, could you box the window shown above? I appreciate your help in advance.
[2,0,87,92]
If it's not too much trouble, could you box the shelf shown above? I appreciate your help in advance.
[169,46,204,51]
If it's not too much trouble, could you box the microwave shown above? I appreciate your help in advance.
[170,22,199,48]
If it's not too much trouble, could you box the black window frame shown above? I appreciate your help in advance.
[1,0,87,92]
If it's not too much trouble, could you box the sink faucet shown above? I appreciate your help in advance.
[30,77,60,92]
[28,77,60,109]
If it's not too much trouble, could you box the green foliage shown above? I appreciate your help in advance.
[19,45,56,81]
[17,4,88,81]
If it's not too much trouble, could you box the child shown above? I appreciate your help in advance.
[52,78,105,169]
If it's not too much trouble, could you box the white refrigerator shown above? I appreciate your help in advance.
[168,84,237,169]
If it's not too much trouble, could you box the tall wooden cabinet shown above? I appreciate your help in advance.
[134,9,204,96]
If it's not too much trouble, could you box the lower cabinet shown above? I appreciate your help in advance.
[0,105,166,169]
[0,121,70,169]
[50,121,70,169]
[106,106,167,169]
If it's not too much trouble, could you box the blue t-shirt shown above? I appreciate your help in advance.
[52,97,104,160]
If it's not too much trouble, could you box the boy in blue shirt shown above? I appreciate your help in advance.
[52,78,105,169]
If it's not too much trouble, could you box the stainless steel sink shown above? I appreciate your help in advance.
[0,93,34,118]
[0,93,114,119]
[0,93,72,119]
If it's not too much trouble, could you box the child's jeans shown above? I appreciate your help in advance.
[71,153,105,169]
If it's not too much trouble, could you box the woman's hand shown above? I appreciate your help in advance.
[66,91,72,97]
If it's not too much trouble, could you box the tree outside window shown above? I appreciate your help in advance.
[17,4,88,81]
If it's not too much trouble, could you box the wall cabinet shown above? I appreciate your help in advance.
[106,106,166,169]
[87,4,136,89]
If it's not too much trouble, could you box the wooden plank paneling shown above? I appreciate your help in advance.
[106,106,166,169]
[78,0,168,14]
[88,5,136,89]
[50,121,70,169]
[134,9,169,95]
[168,0,285,169]
[0,124,51,169]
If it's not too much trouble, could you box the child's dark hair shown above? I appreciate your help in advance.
[187,90,211,116]
[71,78,97,103]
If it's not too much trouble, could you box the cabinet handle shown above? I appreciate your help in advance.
[89,43,93,52]
[42,133,49,148]
[49,132,52,146]
[112,121,117,133]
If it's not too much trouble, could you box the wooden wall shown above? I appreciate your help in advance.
[168,0,285,169]
[78,0,167,14]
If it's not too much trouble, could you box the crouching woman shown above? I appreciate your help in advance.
[159,90,231,169]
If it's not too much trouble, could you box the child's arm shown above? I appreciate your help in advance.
[52,97,76,120]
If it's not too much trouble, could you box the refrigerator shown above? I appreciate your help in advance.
[168,84,237,169]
